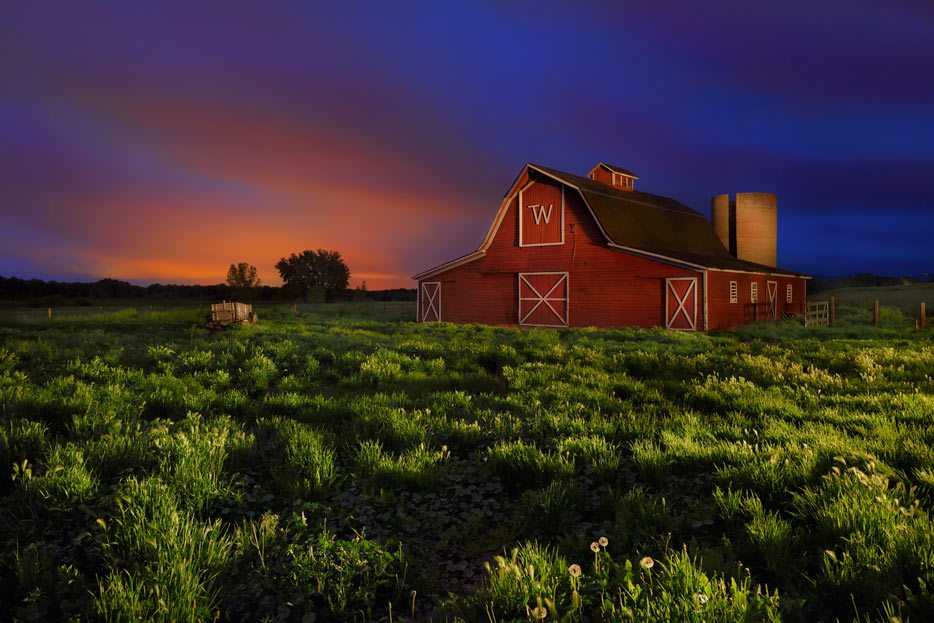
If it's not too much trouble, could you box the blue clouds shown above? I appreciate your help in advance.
[0,1,931,283]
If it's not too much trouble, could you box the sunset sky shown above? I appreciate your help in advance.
[2,2,932,288]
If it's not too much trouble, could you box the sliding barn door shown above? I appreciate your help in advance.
[518,272,568,327]
[419,282,440,322]
[665,277,697,331]
[767,280,778,319]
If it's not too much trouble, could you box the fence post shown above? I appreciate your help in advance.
[874,300,879,326]
[48,307,52,320]
[830,296,835,326]
[922,301,926,328]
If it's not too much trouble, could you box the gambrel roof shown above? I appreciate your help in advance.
[413,163,809,280]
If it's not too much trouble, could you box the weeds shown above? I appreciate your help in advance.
[1,309,933,621]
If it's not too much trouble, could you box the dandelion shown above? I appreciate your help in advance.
[598,536,609,547]
[640,556,654,570]
[568,564,582,577]
[531,606,548,620]
[590,542,600,553]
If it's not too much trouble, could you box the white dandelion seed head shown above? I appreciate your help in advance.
[590,542,600,553]
[568,564,582,577]
[598,536,609,547]
[640,556,655,570]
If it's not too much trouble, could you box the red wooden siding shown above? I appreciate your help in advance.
[519,180,564,246]
[590,167,613,185]
[419,188,705,328]
[706,270,806,329]
[589,167,633,191]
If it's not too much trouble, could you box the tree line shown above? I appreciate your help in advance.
[0,249,415,304]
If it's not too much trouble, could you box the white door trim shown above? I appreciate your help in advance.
[518,272,569,327]
[518,185,565,247]
[666,277,697,331]
[767,280,778,319]
[420,281,441,322]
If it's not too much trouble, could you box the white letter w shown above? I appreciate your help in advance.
[528,204,553,225]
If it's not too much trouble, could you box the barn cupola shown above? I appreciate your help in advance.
[587,163,639,192]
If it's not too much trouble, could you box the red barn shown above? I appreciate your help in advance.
[413,163,809,330]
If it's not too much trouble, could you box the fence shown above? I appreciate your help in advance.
[805,300,830,327]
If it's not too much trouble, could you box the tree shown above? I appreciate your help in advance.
[354,280,368,302]
[275,249,350,301]
[226,263,262,288]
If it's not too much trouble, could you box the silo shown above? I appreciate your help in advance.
[710,193,733,255]
[734,193,777,267]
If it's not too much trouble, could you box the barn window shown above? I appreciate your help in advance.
[729,281,737,304]
[611,172,632,189]
[786,284,793,303]
[751,282,758,303]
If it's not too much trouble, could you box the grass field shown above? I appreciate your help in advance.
[811,281,933,322]
[1,302,933,622]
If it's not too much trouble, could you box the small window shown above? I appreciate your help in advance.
[612,172,632,189]
[729,281,737,304]
[786,284,793,303]
[751,282,758,303]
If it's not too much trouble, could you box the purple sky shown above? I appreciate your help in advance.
[2,1,932,287]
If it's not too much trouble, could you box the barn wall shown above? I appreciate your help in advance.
[421,182,705,329]
[706,270,807,329]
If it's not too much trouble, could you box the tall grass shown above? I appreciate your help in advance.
[1,309,933,621]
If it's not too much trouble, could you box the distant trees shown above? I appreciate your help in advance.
[275,249,350,301]
[226,263,261,288]
[354,280,368,302]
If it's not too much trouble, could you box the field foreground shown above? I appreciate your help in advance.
[1,307,933,622]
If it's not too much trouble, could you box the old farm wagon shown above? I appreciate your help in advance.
[413,163,809,330]
[207,301,257,330]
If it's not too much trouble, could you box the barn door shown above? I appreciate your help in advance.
[767,281,778,319]
[665,277,697,331]
[518,272,568,326]
[419,282,440,322]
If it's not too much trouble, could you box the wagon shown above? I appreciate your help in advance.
[207,301,257,330]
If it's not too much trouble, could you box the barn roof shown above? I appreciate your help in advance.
[413,162,810,280]
[529,164,809,277]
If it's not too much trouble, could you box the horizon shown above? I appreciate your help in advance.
[3,2,933,288]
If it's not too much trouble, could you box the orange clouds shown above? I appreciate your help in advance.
[5,87,495,289]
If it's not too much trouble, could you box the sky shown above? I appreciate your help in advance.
[2,1,932,288]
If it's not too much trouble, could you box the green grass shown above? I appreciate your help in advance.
[1,304,933,621]
[811,281,933,321]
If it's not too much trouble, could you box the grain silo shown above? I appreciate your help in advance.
[710,193,734,255]
[709,192,777,267]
